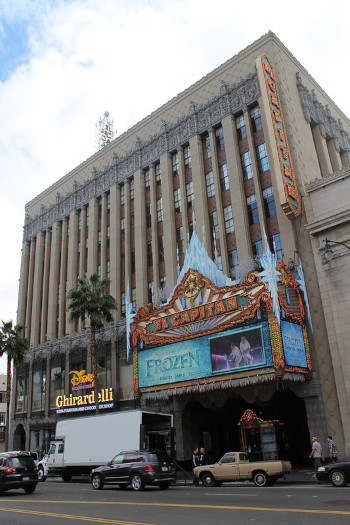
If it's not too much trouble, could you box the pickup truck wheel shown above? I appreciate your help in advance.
[253,471,269,487]
[201,472,215,487]
[131,474,144,491]
[37,466,46,482]
[91,474,104,490]
[330,469,347,487]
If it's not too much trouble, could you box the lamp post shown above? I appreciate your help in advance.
[324,238,350,261]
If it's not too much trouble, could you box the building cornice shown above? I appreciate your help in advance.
[23,73,260,242]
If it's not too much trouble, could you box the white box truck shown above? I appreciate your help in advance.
[37,409,173,482]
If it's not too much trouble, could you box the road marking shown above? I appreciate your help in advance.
[0,507,154,525]
[1,500,350,516]
[208,493,257,497]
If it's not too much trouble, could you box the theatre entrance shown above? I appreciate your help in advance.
[181,389,310,466]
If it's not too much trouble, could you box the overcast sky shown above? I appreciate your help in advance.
[0,0,349,373]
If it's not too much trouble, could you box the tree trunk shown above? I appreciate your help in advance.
[5,356,12,451]
[90,322,99,414]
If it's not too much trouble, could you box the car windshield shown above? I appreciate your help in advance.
[149,452,170,463]
[8,456,34,468]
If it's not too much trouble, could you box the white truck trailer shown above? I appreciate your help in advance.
[37,409,173,481]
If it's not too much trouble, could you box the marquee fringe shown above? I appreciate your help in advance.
[141,372,305,401]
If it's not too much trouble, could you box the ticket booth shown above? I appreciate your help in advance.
[238,409,282,461]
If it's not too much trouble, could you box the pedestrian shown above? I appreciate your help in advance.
[327,436,338,462]
[192,447,200,486]
[199,447,210,466]
[309,436,325,474]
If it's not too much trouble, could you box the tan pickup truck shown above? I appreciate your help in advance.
[194,451,291,487]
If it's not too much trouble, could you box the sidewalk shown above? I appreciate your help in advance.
[175,467,316,486]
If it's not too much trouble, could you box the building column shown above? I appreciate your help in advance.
[30,232,45,346]
[161,153,177,288]
[110,185,121,319]
[101,193,108,279]
[25,239,36,341]
[177,148,190,251]
[124,181,131,294]
[312,125,333,177]
[47,222,62,341]
[134,170,148,307]
[327,139,342,172]
[87,199,98,276]
[208,129,229,273]
[17,241,30,327]
[58,217,68,338]
[149,165,158,299]
[40,229,51,343]
[66,210,78,335]
[79,207,87,278]
[189,134,211,251]
[222,114,251,258]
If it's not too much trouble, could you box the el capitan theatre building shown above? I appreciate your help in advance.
[132,232,312,465]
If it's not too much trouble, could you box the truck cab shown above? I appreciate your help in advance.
[37,440,64,481]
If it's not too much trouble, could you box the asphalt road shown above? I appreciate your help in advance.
[1,478,350,525]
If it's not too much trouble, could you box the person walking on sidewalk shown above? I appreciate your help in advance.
[310,436,325,473]
[192,447,200,486]
[327,435,338,462]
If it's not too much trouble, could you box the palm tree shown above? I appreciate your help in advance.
[0,321,28,451]
[67,273,116,414]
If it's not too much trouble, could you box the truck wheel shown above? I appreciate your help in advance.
[91,474,104,490]
[37,466,46,482]
[201,472,215,487]
[131,474,144,491]
[330,469,347,487]
[253,471,269,487]
[62,472,72,482]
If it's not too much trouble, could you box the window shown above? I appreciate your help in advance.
[121,293,126,316]
[219,163,230,191]
[216,255,223,270]
[256,143,269,173]
[146,204,151,228]
[156,198,163,222]
[120,218,125,240]
[250,106,262,132]
[203,134,211,158]
[131,249,135,273]
[174,188,181,213]
[130,178,134,200]
[86,206,89,224]
[107,225,110,241]
[50,359,65,408]
[224,205,234,233]
[131,288,136,309]
[270,233,283,260]
[144,169,150,188]
[206,171,215,198]
[97,342,111,390]
[263,186,276,217]
[186,181,194,207]
[209,211,219,239]
[172,153,179,175]
[121,254,125,278]
[16,371,28,413]
[184,146,191,169]
[107,192,110,211]
[236,114,247,140]
[241,151,253,180]
[176,227,184,254]
[158,236,165,262]
[120,185,125,205]
[97,264,101,278]
[0,413,5,425]
[78,211,82,230]
[32,365,46,412]
[160,276,166,288]
[147,242,153,267]
[148,282,153,304]
[98,230,102,245]
[106,260,110,279]
[252,240,264,257]
[246,194,259,224]
[229,249,238,272]
[215,126,225,150]
[130,213,135,236]
[155,163,161,185]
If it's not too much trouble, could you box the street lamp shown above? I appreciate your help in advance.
[324,238,350,261]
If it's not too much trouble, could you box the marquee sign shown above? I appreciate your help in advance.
[133,266,311,395]
[55,388,115,414]
[256,55,301,219]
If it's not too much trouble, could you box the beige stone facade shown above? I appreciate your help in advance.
[11,32,350,462]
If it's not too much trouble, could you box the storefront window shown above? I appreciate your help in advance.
[30,428,55,457]
[15,367,28,413]
[32,362,46,412]
[96,342,111,390]
[50,358,66,408]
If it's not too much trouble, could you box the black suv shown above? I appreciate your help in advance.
[90,450,175,491]
[0,451,38,495]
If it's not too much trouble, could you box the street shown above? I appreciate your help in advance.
[0,478,350,525]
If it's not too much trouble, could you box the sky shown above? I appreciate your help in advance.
[0,0,349,373]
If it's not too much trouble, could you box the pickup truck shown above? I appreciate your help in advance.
[194,451,291,487]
